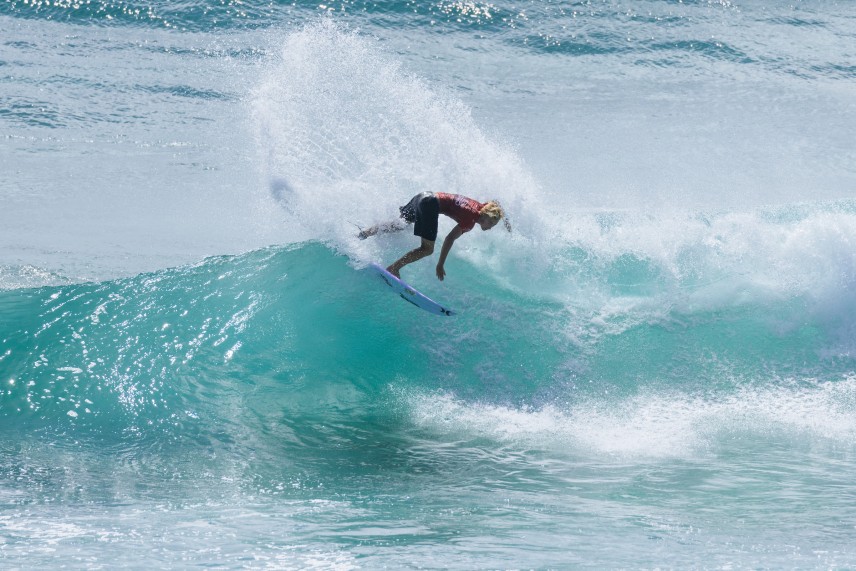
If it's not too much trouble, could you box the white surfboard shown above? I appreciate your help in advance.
[369,263,455,316]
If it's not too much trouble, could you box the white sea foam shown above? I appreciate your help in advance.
[399,375,856,460]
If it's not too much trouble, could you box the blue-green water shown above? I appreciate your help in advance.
[3,1,856,568]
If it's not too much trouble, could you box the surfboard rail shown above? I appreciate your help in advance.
[368,263,455,316]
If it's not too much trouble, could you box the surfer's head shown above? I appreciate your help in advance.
[478,201,511,232]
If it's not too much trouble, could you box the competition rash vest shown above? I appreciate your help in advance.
[435,193,485,233]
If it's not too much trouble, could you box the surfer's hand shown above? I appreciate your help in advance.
[436,264,445,281]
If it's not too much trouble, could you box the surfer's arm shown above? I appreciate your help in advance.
[436,225,463,281]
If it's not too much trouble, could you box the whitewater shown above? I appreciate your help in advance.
[2,0,856,568]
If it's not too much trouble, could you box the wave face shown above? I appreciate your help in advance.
[4,1,856,568]
[6,209,856,438]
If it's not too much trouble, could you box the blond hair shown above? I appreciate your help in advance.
[480,200,512,232]
[480,201,503,220]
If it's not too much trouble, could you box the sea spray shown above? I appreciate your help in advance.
[250,20,543,251]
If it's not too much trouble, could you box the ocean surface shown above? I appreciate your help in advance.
[3,0,856,568]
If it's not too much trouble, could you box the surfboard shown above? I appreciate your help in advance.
[368,263,456,316]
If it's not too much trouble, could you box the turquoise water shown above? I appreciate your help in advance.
[3,1,856,568]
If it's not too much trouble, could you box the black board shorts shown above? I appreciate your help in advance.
[399,192,440,242]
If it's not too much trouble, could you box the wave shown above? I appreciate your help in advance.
[2,233,856,454]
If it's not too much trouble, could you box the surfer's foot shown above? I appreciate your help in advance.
[357,225,378,240]
[387,266,401,279]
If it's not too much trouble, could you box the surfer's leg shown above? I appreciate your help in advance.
[387,238,435,278]
[387,192,441,276]
[387,193,441,276]
[358,220,406,239]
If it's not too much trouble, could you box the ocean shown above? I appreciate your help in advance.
[2,0,856,568]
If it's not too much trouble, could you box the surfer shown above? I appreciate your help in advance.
[358,192,509,280]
